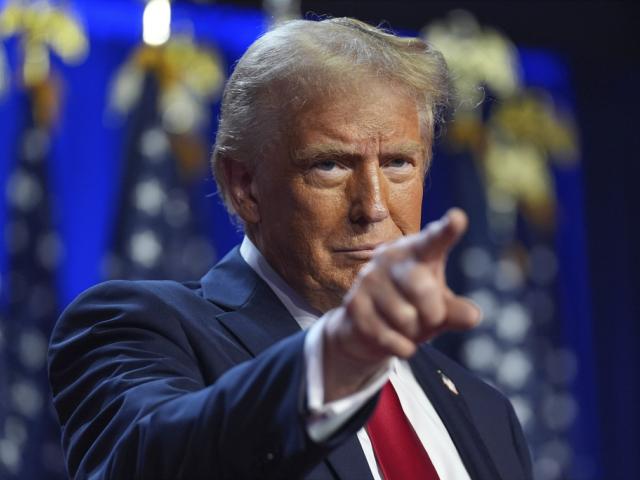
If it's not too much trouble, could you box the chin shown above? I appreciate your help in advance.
[331,267,362,293]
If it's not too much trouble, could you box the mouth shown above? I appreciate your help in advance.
[333,244,384,260]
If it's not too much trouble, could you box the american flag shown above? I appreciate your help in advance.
[421,12,587,478]
[434,106,583,480]
[0,92,66,479]
[103,72,216,282]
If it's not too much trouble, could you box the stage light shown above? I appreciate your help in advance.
[143,0,171,46]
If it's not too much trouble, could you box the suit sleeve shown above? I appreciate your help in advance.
[48,281,374,480]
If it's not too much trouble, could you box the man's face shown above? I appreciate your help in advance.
[248,80,429,312]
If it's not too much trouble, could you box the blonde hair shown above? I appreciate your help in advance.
[212,17,453,214]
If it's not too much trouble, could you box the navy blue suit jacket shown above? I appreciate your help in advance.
[49,247,532,479]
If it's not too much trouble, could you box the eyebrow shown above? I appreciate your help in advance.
[292,141,426,163]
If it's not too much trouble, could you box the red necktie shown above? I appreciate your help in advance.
[367,382,441,480]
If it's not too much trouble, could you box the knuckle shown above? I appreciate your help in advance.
[376,331,395,351]
[417,297,447,327]
[401,268,438,303]
[369,291,418,338]
[393,304,418,329]
[414,274,439,296]
[353,314,379,343]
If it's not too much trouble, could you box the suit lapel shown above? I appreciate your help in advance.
[325,435,373,480]
[201,247,301,356]
[409,349,503,480]
[216,301,299,357]
[201,248,373,479]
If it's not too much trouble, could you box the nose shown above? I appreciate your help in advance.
[348,162,389,225]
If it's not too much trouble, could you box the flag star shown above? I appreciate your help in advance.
[129,230,163,268]
[36,232,64,270]
[496,349,532,389]
[162,89,199,134]
[468,288,498,325]
[460,246,494,280]
[134,179,166,216]
[462,334,501,372]
[10,380,43,418]
[539,439,573,474]
[19,329,48,371]
[533,454,562,480]
[0,438,21,473]
[139,127,170,161]
[6,170,42,211]
[496,302,530,343]
[494,258,524,292]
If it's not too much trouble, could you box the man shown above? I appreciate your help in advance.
[49,17,532,479]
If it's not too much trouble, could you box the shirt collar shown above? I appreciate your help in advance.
[239,236,321,330]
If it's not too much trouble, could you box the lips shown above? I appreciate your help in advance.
[333,243,385,260]
[335,244,382,252]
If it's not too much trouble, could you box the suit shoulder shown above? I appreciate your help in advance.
[51,278,217,343]
[67,278,201,305]
[61,278,208,316]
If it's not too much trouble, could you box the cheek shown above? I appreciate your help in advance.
[290,183,348,231]
[266,182,347,252]
[389,180,424,233]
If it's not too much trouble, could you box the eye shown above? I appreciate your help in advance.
[306,158,349,186]
[385,158,411,168]
[314,160,339,171]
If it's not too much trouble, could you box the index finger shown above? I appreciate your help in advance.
[414,208,468,262]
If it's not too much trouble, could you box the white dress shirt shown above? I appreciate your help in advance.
[239,237,471,480]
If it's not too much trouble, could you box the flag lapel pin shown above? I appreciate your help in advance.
[437,370,459,395]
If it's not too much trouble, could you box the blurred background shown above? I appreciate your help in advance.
[0,0,637,478]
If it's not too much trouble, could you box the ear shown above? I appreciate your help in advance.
[220,156,261,224]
